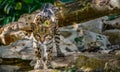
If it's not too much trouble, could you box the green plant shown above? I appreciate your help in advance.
[0,0,54,26]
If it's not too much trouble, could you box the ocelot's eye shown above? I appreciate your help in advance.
[45,35,52,40]
[35,34,40,39]
[45,16,48,19]
[44,20,50,27]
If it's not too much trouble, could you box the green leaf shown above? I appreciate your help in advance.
[34,0,40,3]
[15,2,22,10]
[4,4,9,14]
[11,16,15,22]
[3,17,10,25]
[6,6,11,14]
[61,0,73,2]
[0,0,7,8]
[8,0,14,4]
[29,5,37,13]
[68,68,76,72]
[23,0,33,3]
[0,0,3,4]
[0,17,5,21]
[3,16,14,25]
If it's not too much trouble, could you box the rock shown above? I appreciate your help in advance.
[60,31,72,38]
[0,21,33,45]
[0,35,79,59]
[110,0,120,9]
[60,16,111,52]
[75,55,105,72]
[103,29,120,44]
[60,16,108,33]
[84,30,110,50]
[60,34,78,55]
[0,58,2,63]
[29,69,59,72]
[0,15,113,60]
[0,65,20,72]
[102,17,120,30]
[0,39,34,60]
[60,25,110,51]
[30,53,79,71]
[51,61,69,69]
[92,0,110,11]
[55,0,91,14]
[0,15,111,52]
[104,59,120,72]
[51,55,75,68]
[116,51,120,56]
[99,50,112,54]
[92,0,120,10]
[29,54,78,72]
[0,9,40,45]
[74,53,120,72]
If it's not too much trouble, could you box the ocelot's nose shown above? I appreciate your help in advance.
[43,57,46,62]
[40,37,45,43]
[41,39,44,43]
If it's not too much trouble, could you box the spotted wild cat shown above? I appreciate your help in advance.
[31,3,64,70]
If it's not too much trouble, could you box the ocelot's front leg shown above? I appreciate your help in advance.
[42,45,54,71]
[55,27,64,57]
[33,42,42,70]
[42,60,48,72]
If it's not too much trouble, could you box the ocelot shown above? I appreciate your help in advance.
[31,3,64,70]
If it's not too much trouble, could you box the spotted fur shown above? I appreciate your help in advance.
[32,3,63,70]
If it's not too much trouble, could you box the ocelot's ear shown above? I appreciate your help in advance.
[54,0,64,7]
[33,14,41,24]
[54,0,64,12]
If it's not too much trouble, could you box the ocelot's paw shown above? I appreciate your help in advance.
[34,65,42,70]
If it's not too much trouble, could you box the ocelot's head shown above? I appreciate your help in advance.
[32,3,60,44]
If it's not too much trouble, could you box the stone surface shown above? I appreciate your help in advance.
[92,0,120,10]
[1,16,120,59]
[0,35,78,59]
[103,29,120,44]
[28,52,120,72]
[29,69,58,72]
[60,16,108,33]
[110,0,120,9]
[104,59,120,72]
[0,10,39,45]
[30,52,120,72]
[60,26,110,51]
[116,51,120,56]
[0,65,20,72]
[0,1,120,72]
[0,39,34,60]
[75,53,120,72]
[0,21,32,45]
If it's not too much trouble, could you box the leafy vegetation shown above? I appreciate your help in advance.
[0,0,120,27]
[61,0,73,2]
[0,0,54,26]
[0,0,75,26]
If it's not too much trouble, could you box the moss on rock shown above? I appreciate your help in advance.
[75,55,105,71]
[1,58,33,71]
